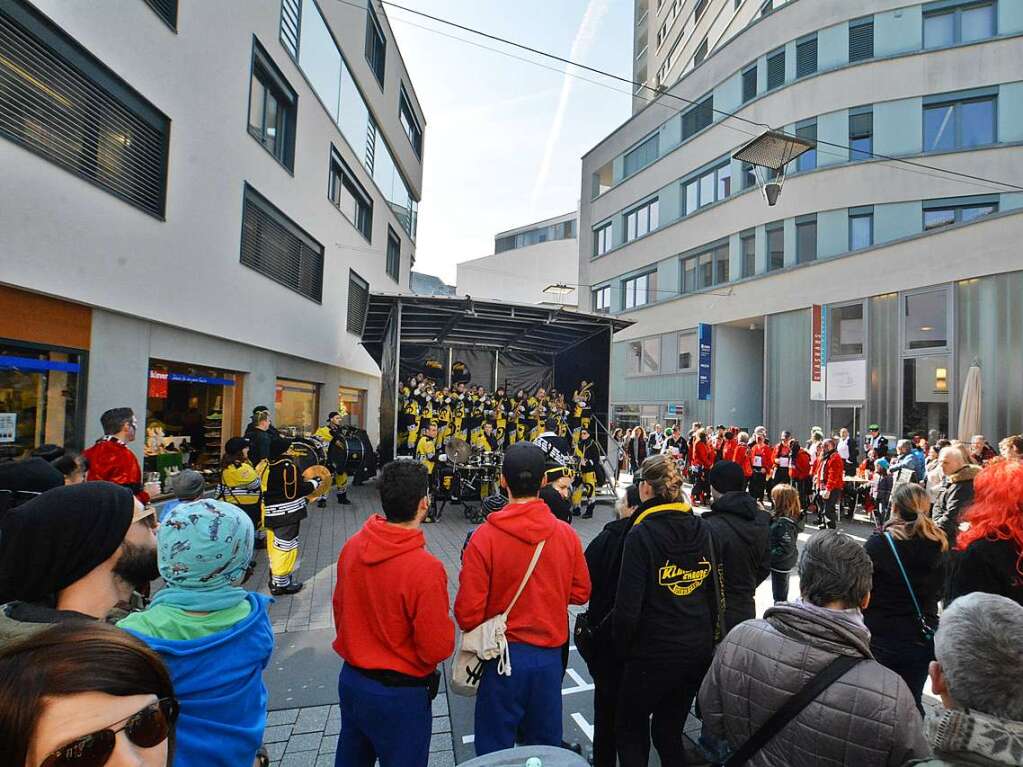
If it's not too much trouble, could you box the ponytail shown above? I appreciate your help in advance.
[638,454,684,502]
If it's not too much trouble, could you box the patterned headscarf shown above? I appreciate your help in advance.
[149,499,254,612]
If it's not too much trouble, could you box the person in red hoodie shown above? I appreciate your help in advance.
[455,442,591,755]
[720,430,738,463]
[815,437,846,530]
[748,432,775,506]
[732,432,753,483]
[332,460,455,767]
[82,407,149,503]
[789,439,812,511]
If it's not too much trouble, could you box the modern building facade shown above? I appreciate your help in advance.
[456,211,579,306]
[410,271,457,297]
[584,0,1023,443]
[0,0,426,461]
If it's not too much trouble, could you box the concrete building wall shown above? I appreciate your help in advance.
[456,239,579,306]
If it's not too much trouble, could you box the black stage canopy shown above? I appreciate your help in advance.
[361,293,632,462]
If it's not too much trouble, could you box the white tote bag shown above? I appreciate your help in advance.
[451,540,545,697]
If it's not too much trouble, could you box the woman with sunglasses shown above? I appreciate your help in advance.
[0,621,177,767]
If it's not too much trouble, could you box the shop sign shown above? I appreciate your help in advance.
[167,373,235,386]
[698,323,712,401]
[0,413,15,443]
[810,305,826,401]
[148,371,169,399]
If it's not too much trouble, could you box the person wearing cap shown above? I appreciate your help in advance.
[83,407,150,503]
[455,442,591,755]
[866,424,889,459]
[0,452,65,513]
[332,460,454,767]
[118,497,272,767]
[703,460,771,633]
[258,437,321,596]
[158,467,208,523]
[315,411,353,506]
[219,437,265,548]
[0,482,158,646]
[540,462,575,524]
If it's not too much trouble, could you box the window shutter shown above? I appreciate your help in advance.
[796,37,817,77]
[848,20,874,62]
[280,0,301,59]
[742,67,757,102]
[767,50,785,89]
[695,0,708,20]
[143,0,178,28]
[347,273,370,334]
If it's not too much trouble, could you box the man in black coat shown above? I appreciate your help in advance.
[703,460,771,632]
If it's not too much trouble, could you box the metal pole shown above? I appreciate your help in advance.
[447,347,453,388]
[392,301,402,461]
[493,350,499,390]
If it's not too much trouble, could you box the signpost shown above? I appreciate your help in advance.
[698,323,712,401]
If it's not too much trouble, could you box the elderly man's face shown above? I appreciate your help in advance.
[940,449,964,476]
[971,436,985,452]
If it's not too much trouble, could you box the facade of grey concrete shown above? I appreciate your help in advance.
[585,0,1023,439]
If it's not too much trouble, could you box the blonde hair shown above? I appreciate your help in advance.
[639,454,684,502]
[889,483,949,552]
[771,484,801,520]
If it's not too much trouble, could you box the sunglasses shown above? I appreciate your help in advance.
[40,697,179,767]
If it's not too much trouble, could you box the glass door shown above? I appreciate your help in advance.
[827,405,861,440]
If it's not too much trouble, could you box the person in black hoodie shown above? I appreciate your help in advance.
[613,455,721,767]
[582,484,641,767]
[703,460,771,632]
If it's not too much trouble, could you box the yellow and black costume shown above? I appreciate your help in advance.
[572,436,602,519]
[219,457,264,544]
[314,413,352,505]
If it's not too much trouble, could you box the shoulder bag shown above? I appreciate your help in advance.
[884,532,937,642]
[715,654,863,766]
[451,540,545,697]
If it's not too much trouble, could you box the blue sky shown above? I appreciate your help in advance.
[386,0,634,282]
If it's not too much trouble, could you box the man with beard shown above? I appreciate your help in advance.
[0,482,159,646]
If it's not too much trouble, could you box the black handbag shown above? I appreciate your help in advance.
[573,610,609,667]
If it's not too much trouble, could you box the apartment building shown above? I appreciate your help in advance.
[0,0,426,460]
[585,0,1023,442]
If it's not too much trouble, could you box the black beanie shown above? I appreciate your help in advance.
[709,460,745,493]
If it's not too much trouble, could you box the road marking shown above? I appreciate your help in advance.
[571,712,594,742]
[562,667,595,696]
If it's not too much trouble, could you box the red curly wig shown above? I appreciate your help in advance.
[957,459,1023,576]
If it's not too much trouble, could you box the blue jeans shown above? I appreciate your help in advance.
[474,643,563,756]
[335,664,432,767]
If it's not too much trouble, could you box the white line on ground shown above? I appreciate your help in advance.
[571,712,594,742]
[562,668,595,696]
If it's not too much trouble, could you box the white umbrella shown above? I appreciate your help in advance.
[957,362,982,441]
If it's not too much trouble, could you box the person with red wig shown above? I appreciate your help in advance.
[946,459,1023,607]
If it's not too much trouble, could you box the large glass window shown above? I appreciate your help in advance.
[0,342,84,456]
[849,208,874,250]
[399,86,423,157]
[329,149,373,241]
[275,379,320,437]
[682,255,699,293]
[924,2,995,48]
[849,108,873,160]
[923,199,998,230]
[629,337,661,375]
[903,356,950,439]
[623,272,657,309]
[795,120,817,171]
[683,161,731,214]
[248,42,297,171]
[904,290,948,350]
[625,199,659,242]
[678,332,697,371]
[829,302,864,358]
[682,243,728,290]
[741,231,756,277]
[767,223,784,270]
[796,216,817,263]
[594,222,613,256]
[623,133,659,176]
[924,95,996,152]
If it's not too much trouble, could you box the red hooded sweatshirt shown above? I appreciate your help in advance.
[333,514,454,677]
[455,499,591,647]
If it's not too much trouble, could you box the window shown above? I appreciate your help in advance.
[924,2,995,49]
[796,34,818,78]
[593,286,611,313]
[594,222,613,256]
[623,133,659,176]
[795,120,817,171]
[742,66,757,103]
[248,41,297,171]
[695,0,708,20]
[682,242,728,290]
[241,184,324,302]
[329,149,373,240]
[347,271,370,333]
[365,2,386,86]
[678,333,697,371]
[923,199,998,230]
[796,216,817,263]
[497,220,577,252]
[924,94,996,153]
[903,356,950,438]
[849,108,873,160]
[767,223,784,270]
[849,208,874,250]
[694,38,708,67]
[629,337,661,375]
[386,227,400,281]
[766,48,785,90]
[623,272,657,309]
[682,161,731,214]
[848,17,874,62]
[625,199,659,242]
[0,0,170,218]
[681,95,713,140]
[829,302,864,358]
[741,162,757,190]
[592,161,613,198]
[399,86,422,157]
[904,289,948,350]
[142,0,177,29]
[714,243,730,283]
[740,231,756,277]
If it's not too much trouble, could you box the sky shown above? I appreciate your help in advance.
[384,0,634,283]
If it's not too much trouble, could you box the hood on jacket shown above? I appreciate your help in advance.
[947,463,981,484]
[357,514,427,565]
[708,491,759,522]
[764,601,872,658]
[485,498,558,544]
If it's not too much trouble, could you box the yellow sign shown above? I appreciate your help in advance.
[658,557,712,597]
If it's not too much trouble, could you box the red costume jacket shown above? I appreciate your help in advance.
[83,437,149,503]
[750,442,775,474]
[790,450,812,480]
[733,443,753,477]
[816,451,846,492]
[693,440,715,469]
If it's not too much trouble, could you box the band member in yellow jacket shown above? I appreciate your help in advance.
[218,436,265,549]
[572,427,602,519]
[314,410,352,506]
[416,421,440,521]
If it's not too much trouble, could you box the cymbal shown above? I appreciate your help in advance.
[445,437,471,465]
[302,465,333,501]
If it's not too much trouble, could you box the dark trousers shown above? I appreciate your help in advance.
[871,635,934,716]
[616,660,706,767]
[769,468,790,498]
[796,477,812,510]
[335,664,431,767]
[591,664,623,767]
[771,569,791,603]
[748,472,767,504]
[474,643,562,755]
[822,489,842,528]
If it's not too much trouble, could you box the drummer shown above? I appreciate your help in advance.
[314,411,353,506]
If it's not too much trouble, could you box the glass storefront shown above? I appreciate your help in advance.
[338,386,366,429]
[902,355,950,440]
[275,379,320,437]
[0,340,85,459]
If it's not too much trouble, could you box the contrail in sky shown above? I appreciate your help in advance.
[529,0,611,212]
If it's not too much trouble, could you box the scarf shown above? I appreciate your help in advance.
[150,499,253,613]
[791,598,868,632]
[925,707,1023,766]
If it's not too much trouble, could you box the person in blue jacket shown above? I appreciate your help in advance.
[119,495,274,767]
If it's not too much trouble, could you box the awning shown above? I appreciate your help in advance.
[361,293,632,365]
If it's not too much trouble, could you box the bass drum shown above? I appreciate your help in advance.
[328,434,365,477]
[288,437,329,473]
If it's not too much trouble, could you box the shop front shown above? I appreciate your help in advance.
[338,386,366,429]
[275,378,321,437]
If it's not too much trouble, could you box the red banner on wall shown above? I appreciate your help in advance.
[810,305,826,401]
[148,370,169,399]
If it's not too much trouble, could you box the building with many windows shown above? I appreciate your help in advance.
[583,0,1023,442]
[0,0,424,461]
[456,212,579,306]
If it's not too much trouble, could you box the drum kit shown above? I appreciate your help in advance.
[432,437,504,523]
[287,427,367,503]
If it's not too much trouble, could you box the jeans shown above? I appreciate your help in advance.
[871,634,934,716]
[771,569,791,603]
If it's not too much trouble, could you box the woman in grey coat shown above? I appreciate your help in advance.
[698,530,929,767]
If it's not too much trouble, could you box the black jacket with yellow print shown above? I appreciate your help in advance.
[613,497,720,665]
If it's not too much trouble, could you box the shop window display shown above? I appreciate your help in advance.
[276,379,320,436]
[339,386,366,429]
